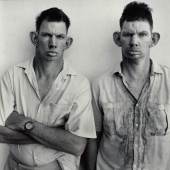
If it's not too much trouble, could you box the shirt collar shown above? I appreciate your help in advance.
[150,59,164,75]
[112,58,163,77]
[111,61,123,77]
[59,61,79,82]
[16,57,79,78]
[16,57,34,76]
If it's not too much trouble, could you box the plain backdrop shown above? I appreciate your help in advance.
[0,0,170,169]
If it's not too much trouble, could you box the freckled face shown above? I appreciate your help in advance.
[120,20,153,61]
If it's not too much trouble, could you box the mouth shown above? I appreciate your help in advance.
[47,51,58,57]
[128,50,141,55]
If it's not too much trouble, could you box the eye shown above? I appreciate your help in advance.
[41,33,52,38]
[139,32,148,37]
[122,32,133,37]
[56,34,66,39]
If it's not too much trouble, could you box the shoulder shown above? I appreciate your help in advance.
[159,64,170,74]
[154,64,170,88]
[92,69,115,90]
[66,64,91,91]
[1,59,31,81]
[156,64,170,79]
[7,59,31,73]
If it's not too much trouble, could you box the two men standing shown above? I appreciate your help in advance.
[0,1,170,170]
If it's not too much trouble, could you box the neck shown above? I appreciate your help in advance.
[122,57,151,81]
[33,57,64,79]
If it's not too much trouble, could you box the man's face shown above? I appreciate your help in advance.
[120,20,152,61]
[36,20,68,62]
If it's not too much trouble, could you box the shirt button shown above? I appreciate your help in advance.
[135,123,138,127]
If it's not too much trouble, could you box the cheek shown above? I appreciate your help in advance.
[58,41,66,49]
[36,42,48,53]
[142,42,151,49]
[37,40,47,50]
[121,39,129,46]
[121,43,129,51]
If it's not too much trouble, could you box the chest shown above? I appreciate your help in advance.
[100,77,170,138]
[126,79,148,99]
[37,78,54,100]
[14,74,75,124]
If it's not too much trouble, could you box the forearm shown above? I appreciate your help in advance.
[0,125,36,144]
[83,131,102,170]
[5,111,87,155]
[27,121,86,156]
[82,138,98,170]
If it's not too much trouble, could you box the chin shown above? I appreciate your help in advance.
[123,56,144,63]
[126,54,143,59]
[47,56,63,62]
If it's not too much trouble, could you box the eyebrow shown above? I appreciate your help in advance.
[122,30,149,33]
[40,31,66,35]
[40,32,67,35]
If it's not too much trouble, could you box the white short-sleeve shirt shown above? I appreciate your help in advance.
[0,57,96,170]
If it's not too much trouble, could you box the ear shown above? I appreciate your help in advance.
[64,37,73,50]
[113,31,121,47]
[30,31,38,46]
[150,32,160,47]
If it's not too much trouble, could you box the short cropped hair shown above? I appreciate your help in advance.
[120,1,153,29]
[36,7,70,32]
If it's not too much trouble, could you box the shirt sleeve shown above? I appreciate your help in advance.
[91,78,103,133]
[0,70,15,126]
[65,78,96,138]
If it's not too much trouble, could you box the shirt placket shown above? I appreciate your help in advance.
[32,75,68,165]
[133,82,150,170]
[133,103,143,170]
[120,75,150,170]
[119,76,139,169]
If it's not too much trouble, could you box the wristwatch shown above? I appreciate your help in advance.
[24,121,34,131]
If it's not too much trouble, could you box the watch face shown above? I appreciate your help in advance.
[25,121,33,131]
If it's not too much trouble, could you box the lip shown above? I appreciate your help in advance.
[47,51,58,56]
[128,50,141,55]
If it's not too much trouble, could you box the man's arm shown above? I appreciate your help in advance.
[27,121,87,156]
[4,78,95,156]
[81,138,98,170]
[83,78,103,170]
[5,111,87,156]
[82,131,102,170]
[0,125,36,144]
[0,71,36,144]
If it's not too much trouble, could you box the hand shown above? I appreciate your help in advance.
[5,111,31,131]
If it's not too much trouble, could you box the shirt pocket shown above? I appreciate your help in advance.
[146,103,168,136]
[102,102,130,137]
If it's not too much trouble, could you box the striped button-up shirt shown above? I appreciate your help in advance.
[92,60,170,170]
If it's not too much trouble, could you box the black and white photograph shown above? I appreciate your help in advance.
[0,0,170,170]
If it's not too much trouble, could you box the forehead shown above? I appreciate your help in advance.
[39,20,67,34]
[121,20,152,33]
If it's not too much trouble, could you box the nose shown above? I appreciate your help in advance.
[49,35,57,49]
[130,35,139,47]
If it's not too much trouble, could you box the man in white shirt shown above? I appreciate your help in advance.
[0,7,96,170]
